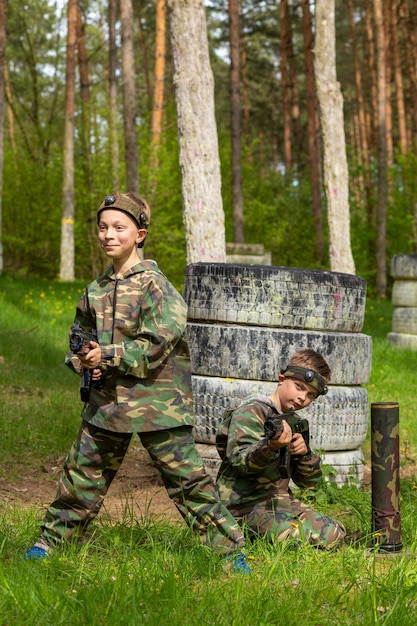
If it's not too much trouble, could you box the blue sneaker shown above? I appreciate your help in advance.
[230,551,252,574]
[24,543,50,560]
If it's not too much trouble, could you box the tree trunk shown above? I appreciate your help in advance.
[167,0,226,264]
[400,0,417,144]
[301,0,324,264]
[374,0,387,298]
[76,2,100,274]
[240,30,251,153]
[4,64,16,159]
[151,0,167,170]
[392,0,407,154]
[364,0,378,151]
[363,0,377,231]
[108,0,120,192]
[60,0,77,282]
[384,0,393,167]
[347,0,369,161]
[229,0,244,243]
[0,0,6,274]
[280,0,292,174]
[137,5,152,103]
[287,14,302,156]
[120,0,139,195]
[314,0,355,275]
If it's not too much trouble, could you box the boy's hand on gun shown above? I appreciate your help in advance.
[266,421,308,456]
[288,432,308,456]
[77,341,103,380]
[267,419,293,451]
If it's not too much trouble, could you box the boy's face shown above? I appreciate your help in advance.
[98,209,146,261]
[277,374,318,412]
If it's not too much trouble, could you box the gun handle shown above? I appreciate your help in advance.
[278,446,290,479]
[80,368,92,403]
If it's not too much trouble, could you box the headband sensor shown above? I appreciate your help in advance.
[281,365,328,396]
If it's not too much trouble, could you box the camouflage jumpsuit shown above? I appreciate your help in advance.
[216,395,346,549]
[39,260,244,554]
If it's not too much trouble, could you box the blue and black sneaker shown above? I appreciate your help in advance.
[24,542,50,560]
[229,551,252,574]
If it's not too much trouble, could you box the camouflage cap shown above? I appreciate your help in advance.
[97,193,151,229]
[281,365,328,396]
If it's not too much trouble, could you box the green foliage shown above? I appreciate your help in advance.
[3,0,417,300]
[220,131,329,269]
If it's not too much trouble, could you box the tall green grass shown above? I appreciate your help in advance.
[2,276,417,625]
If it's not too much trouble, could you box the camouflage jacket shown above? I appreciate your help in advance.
[216,395,322,508]
[65,260,194,433]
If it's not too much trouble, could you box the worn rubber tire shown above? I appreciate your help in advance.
[387,332,417,350]
[187,323,372,385]
[183,263,366,332]
[192,375,368,451]
[196,443,364,487]
[391,254,417,279]
[321,449,365,487]
[392,280,417,307]
[392,308,417,334]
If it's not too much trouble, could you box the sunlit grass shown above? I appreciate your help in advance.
[2,277,417,624]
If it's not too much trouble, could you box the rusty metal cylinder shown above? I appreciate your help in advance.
[371,402,402,551]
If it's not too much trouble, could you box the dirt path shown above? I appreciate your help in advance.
[0,442,183,523]
[1,443,415,526]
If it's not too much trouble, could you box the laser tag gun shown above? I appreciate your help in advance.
[264,411,310,479]
[69,322,100,403]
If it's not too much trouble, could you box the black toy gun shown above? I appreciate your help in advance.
[264,411,310,479]
[69,322,99,403]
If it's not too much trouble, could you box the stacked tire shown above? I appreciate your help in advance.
[387,254,417,350]
[183,263,372,486]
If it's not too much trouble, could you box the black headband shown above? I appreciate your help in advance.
[281,365,328,396]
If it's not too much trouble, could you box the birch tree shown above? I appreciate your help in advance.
[167,0,226,264]
[59,0,77,282]
[314,0,355,274]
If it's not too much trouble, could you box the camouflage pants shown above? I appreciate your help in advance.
[40,421,245,555]
[230,493,346,550]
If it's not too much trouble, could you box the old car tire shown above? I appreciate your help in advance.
[184,263,366,332]
[392,307,417,334]
[184,262,370,487]
[386,332,417,350]
[392,280,417,307]
[391,254,417,279]
[192,375,368,451]
[187,323,372,385]
[196,443,365,486]
[320,449,365,486]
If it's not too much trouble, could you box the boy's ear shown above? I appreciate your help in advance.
[136,228,147,243]
[278,374,285,384]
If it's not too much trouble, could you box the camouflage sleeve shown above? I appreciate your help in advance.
[98,272,188,379]
[225,404,279,474]
[290,452,323,489]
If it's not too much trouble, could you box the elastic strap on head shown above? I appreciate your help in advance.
[281,365,328,396]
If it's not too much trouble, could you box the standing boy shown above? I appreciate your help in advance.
[25,193,249,571]
[216,349,346,549]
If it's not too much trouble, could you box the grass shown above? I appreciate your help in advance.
[2,275,417,624]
